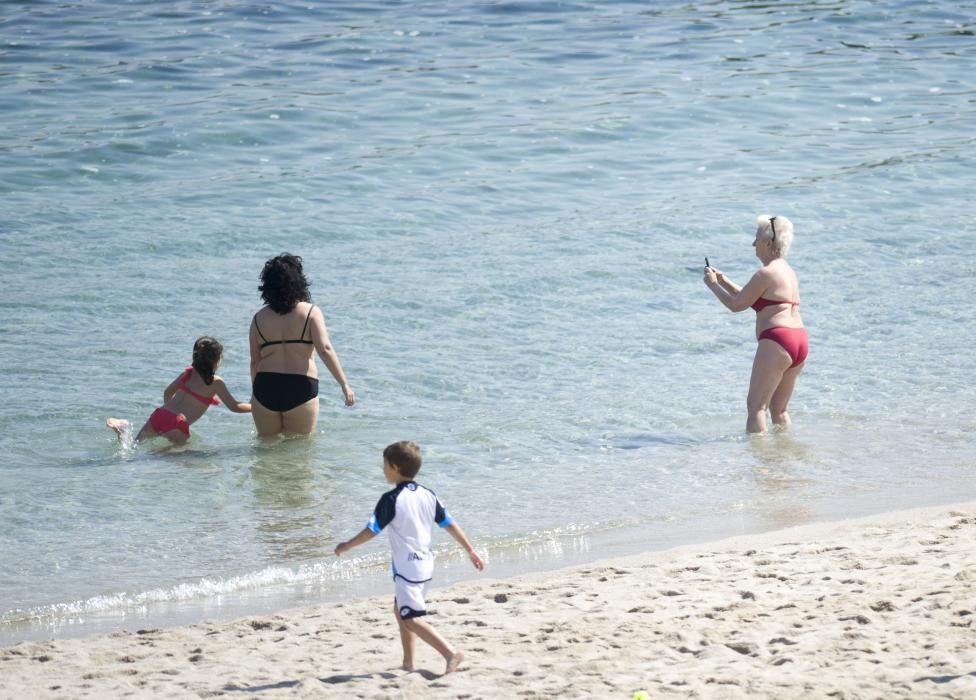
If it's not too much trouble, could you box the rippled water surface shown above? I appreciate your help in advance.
[1,0,975,642]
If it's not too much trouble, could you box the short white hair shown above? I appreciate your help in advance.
[757,214,793,257]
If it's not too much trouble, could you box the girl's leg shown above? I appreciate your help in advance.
[106,418,133,441]
[746,340,792,433]
[251,399,285,438]
[160,429,189,445]
[138,420,187,445]
[281,398,319,436]
[394,599,417,671]
[134,419,156,442]
[109,418,188,445]
[769,362,805,427]
[107,417,156,445]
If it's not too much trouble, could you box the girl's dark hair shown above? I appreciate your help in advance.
[259,253,311,314]
[192,336,223,385]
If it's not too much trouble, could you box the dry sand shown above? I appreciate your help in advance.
[3,501,975,699]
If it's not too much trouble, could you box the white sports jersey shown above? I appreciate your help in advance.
[367,480,453,583]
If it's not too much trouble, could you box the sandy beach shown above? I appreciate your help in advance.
[3,502,974,699]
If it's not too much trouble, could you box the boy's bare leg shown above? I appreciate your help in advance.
[445,649,464,674]
[402,617,464,675]
[394,600,417,671]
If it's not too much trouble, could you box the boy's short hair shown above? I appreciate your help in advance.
[384,441,422,479]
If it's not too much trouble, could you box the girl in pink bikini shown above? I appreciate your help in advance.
[107,337,252,445]
[704,215,808,433]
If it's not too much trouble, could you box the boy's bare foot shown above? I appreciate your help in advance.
[400,662,415,672]
[444,651,464,675]
[106,418,130,437]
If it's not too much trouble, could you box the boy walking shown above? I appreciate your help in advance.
[334,441,485,675]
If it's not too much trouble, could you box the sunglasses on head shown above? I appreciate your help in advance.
[769,216,778,241]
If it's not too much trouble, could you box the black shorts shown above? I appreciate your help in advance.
[253,372,319,413]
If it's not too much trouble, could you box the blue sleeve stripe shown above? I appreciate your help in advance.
[437,513,454,528]
[367,515,381,534]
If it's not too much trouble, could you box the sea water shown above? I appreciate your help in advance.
[1,0,974,643]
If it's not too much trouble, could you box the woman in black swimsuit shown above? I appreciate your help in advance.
[249,253,355,437]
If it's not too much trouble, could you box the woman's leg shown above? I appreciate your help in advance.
[251,399,285,438]
[769,362,804,427]
[746,340,793,433]
[281,398,319,436]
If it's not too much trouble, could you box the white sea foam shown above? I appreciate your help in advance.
[3,558,357,625]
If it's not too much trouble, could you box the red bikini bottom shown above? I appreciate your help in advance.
[149,407,190,437]
[759,326,808,368]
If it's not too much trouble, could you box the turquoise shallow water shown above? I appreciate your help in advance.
[1,0,975,643]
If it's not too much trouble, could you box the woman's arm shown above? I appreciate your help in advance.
[704,267,742,294]
[310,307,355,406]
[704,268,770,313]
[717,272,741,295]
[248,315,262,383]
[212,377,252,413]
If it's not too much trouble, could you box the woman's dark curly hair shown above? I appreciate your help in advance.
[192,336,223,385]
[259,253,311,314]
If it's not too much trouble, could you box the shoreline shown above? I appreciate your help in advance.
[8,487,959,648]
[3,500,975,698]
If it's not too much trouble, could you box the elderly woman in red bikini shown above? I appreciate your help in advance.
[704,215,808,433]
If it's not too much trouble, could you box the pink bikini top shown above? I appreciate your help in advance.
[179,367,220,406]
[751,297,800,312]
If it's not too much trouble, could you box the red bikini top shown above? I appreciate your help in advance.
[751,297,800,312]
[179,367,220,406]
